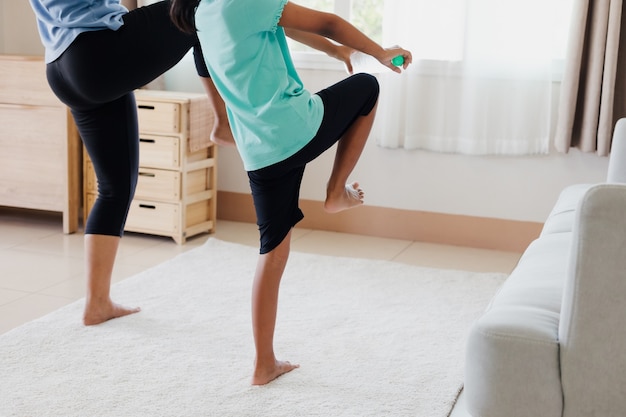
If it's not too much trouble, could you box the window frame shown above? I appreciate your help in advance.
[290,0,352,71]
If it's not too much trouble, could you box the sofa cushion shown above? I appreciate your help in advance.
[559,184,626,417]
[464,232,571,417]
[541,184,594,236]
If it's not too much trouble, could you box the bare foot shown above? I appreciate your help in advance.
[251,360,300,385]
[324,182,364,213]
[83,299,141,326]
[211,122,236,147]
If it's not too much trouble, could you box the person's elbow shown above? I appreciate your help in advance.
[315,13,342,38]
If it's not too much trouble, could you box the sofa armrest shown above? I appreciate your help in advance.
[607,118,626,183]
[559,184,626,417]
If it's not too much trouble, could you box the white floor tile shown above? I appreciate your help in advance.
[392,241,521,274]
[0,288,30,306]
[0,249,84,292]
[291,230,413,260]
[0,293,74,335]
[10,231,85,258]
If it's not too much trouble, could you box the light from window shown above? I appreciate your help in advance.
[288,0,383,51]
[351,0,383,44]
[288,0,573,74]
[386,0,465,61]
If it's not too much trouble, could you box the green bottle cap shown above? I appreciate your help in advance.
[392,55,404,66]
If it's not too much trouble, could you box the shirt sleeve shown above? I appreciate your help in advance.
[244,0,289,34]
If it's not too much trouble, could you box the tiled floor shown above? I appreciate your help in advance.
[0,206,522,336]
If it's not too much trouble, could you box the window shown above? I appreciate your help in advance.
[389,0,572,65]
[288,0,383,69]
[290,0,572,74]
[289,0,383,49]
[374,0,575,155]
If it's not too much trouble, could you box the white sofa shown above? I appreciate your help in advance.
[456,118,626,417]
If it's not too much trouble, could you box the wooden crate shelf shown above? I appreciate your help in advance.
[84,89,217,244]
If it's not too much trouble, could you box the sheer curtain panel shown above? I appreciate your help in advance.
[374,0,574,155]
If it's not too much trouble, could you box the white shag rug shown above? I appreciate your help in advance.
[0,238,506,417]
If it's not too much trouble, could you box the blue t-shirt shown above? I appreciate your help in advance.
[29,0,128,63]
[195,0,324,171]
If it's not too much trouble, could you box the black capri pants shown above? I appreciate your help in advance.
[248,73,380,254]
[45,1,209,237]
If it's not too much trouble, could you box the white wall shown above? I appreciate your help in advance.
[2,7,608,224]
[166,53,608,223]
[0,3,4,52]
[0,1,43,56]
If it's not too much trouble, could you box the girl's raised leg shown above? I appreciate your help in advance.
[324,101,378,213]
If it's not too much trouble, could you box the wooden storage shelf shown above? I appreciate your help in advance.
[0,55,81,233]
[83,89,217,244]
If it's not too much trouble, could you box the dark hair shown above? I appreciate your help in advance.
[169,0,200,34]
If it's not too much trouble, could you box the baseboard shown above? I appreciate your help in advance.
[216,191,542,253]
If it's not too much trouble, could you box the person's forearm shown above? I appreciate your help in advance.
[280,2,411,71]
[285,29,335,55]
[284,28,352,62]
[280,4,383,59]
[316,14,384,59]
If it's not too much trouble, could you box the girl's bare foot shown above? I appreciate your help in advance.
[211,122,236,147]
[251,360,300,386]
[83,299,141,326]
[324,182,364,213]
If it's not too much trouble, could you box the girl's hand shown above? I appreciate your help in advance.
[378,46,412,73]
[330,45,356,74]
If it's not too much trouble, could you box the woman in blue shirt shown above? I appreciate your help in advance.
[28,0,233,326]
[171,0,411,385]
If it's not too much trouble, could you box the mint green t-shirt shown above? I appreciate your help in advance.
[195,0,324,171]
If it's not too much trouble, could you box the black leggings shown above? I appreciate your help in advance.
[248,73,380,254]
[46,1,209,237]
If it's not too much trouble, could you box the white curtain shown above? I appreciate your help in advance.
[374,0,574,155]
